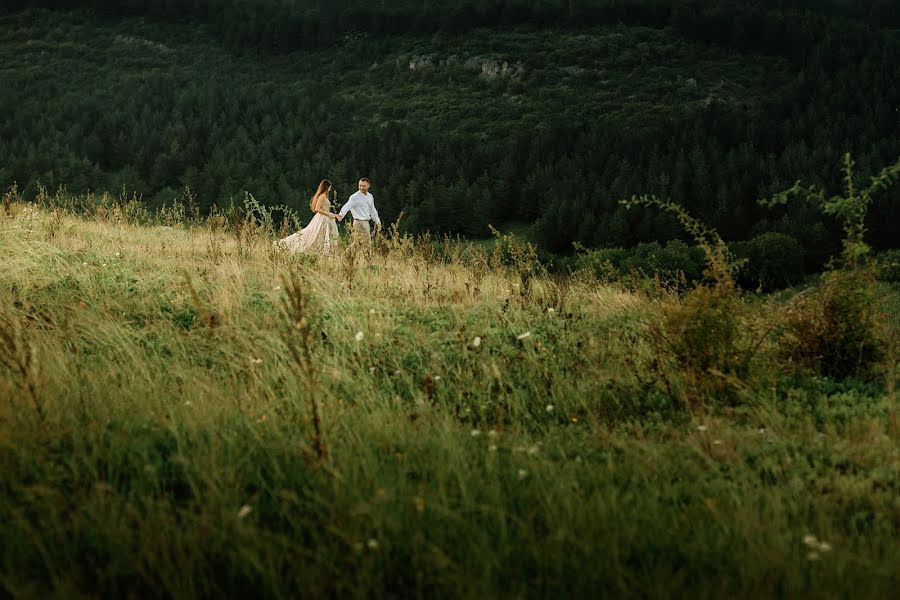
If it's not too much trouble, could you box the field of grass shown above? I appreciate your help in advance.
[1,195,898,597]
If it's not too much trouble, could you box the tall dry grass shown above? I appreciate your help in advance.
[0,189,897,598]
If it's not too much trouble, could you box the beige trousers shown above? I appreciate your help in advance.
[347,219,372,255]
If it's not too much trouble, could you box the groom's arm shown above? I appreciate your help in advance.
[370,198,382,229]
[338,196,356,220]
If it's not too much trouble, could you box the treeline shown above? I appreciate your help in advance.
[4,1,899,53]
[0,1,898,275]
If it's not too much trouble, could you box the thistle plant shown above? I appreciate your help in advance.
[760,154,900,378]
[620,195,739,287]
[619,195,756,409]
[761,153,900,269]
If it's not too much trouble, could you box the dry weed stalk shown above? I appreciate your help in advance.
[205,206,227,264]
[1,182,21,215]
[181,272,220,330]
[280,270,326,460]
[341,221,359,290]
[884,335,898,437]
[0,307,43,421]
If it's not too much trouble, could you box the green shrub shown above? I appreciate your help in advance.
[646,280,754,409]
[875,249,900,282]
[576,240,705,288]
[762,154,900,378]
[730,232,806,291]
[621,196,762,410]
[777,268,882,378]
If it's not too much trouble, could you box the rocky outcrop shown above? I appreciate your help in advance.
[401,53,525,79]
[408,55,434,70]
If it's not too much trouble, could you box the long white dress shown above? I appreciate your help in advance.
[277,197,339,256]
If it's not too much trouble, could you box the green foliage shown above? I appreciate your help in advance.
[730,232,806,291]
[1,5,899,254]
[621,195,739,286]
[776,268,883,379]
[575,239,705,290]
[875,249,900,283]
[488,225,545,301]
[0,197,899,597]
[762,154,900,270]
[619,195,766,409]
[762,154,900,378]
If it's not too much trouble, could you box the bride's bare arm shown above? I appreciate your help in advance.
[314,195,339,219]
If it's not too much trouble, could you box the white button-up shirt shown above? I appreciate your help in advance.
[339,191,381,226]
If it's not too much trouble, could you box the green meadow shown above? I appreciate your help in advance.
[1,190,897,598]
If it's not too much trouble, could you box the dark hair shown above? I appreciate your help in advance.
[359,178,370,184]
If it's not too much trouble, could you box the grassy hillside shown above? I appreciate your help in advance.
[1,192,898,597]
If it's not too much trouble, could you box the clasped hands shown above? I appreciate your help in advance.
[331,214,381,232]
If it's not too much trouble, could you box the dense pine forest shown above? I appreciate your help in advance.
[2,1,898,269]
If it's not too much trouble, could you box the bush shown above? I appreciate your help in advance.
[576,240,705,288]
[730,232,806,291]
[875,249,900,282]
[762,153,900,379]
[619,195,764,410]
[645,280,755,409]
[777,268,883,379]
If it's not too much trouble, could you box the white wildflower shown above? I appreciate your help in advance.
[355,331,364,342]
[470,429,481,437]
[488,444,498,452]
[472,336,482,348]
[697,425,708,432]
[803,534,818,546]
[237,505,252,519]
[545,404,554,412]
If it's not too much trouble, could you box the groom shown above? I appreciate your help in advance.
[338,178,381,255]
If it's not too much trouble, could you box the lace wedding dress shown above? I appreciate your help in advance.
[277,197,339,256]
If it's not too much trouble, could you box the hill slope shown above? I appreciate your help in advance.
[1,197,899,596]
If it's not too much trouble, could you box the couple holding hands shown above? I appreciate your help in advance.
[278,178,382,257]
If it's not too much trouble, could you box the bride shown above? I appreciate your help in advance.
[277,179,341,256]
